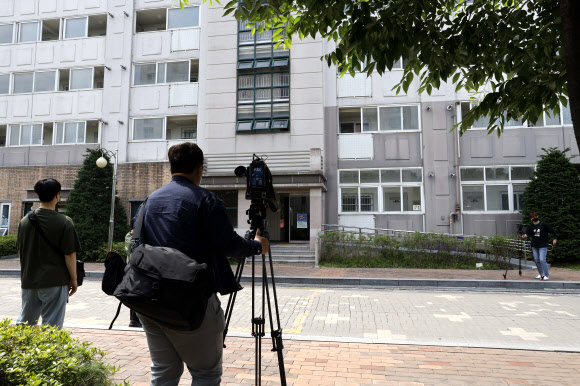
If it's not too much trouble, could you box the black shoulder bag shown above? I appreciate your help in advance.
[27,211,85,286]
[105,198,211,331]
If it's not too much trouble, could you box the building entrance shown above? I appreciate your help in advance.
[266,194,310,242]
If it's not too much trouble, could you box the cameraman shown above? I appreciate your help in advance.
[136,142,269,385]
[519,212,557,280]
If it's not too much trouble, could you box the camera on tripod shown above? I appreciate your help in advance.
[234,155,278,235]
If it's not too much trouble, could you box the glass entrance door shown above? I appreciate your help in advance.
[289,195,309,241]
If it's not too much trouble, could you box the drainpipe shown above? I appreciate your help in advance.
[450,102,461,234]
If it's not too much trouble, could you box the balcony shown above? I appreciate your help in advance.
[133,28,200,60]
[337,73,372,98]
[0,89,103,121]
[0,36,106,72]
[130,83,198,115]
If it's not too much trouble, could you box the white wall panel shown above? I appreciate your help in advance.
[338,215,375,232]
[141,34,163,56]
[40,0,57,13]
[56,95,73,115]
[78,94,96,113]
[337,73,372,97]
[18,1,36,15]
[37,46,54,64]
[0,101,7,117]
[32,97,51,116]
[338,134,373,159]
[13,98,30,117]
[60,44,76,62]
[171,29,200,51]
[0,49,10,67]
[85,0,102,9]
[0,0,14,16]
[169,83,198,106]
[81,40,99,61]
[16,48,33,66]
[108,88,122,113]
[64,0,79,11]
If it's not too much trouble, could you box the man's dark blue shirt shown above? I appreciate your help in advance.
[136,175,261,295]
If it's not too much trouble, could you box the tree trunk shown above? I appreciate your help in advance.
[560,0,580,152]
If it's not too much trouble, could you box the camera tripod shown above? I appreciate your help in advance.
[223,204,287,386]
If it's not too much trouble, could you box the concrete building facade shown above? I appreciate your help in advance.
[0,0,577,247]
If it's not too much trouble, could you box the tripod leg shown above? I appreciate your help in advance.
[223,257,246,345]
[263,249,287,386]
[503,249,509,279]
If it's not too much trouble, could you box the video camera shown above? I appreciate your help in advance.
[234,155,278,235]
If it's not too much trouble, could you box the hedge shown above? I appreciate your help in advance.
[0,319,128,386]
[0,234,17,257]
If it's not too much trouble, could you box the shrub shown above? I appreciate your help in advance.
[0,234,17,257]
[86,242,127,263]
[0,319,128,386]
[320,231,509,269]
[66,149,129,261]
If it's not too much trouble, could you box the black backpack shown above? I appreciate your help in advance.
[102,198,211,330]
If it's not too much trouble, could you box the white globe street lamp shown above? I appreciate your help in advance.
[96,148,119,252]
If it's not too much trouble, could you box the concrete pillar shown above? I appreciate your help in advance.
[310,187,323,251]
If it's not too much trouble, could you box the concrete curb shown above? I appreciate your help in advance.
[2,269,579,290]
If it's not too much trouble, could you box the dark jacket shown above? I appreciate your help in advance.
[137,176,261,295]
[526,221,557,249]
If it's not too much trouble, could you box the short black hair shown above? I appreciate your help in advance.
[34,179,61,202]
[168,142,204,174]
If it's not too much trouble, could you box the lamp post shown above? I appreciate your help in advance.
[96,147,118,252]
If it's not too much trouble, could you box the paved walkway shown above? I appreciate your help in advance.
[2,258,580,281]
[72,328,580,385]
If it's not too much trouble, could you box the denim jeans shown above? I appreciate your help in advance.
[16,285,68,328]
[138,294,224,386]
[532,247,549,277]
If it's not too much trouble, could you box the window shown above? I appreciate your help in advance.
[0,24,13,44]
[54,122,86,144]
[462,102,525,129]
[461,166,535,212]
[65,17,88,39]
[134,64,157,85]
[133,118,164,140]
[167,7,200,29]
[19,22,40,42]
[34,71,57,92]
[8,124,43,146]
[13,73,33,94]
[212,190,238,227]
[133,61,196,85]
[1,203,10,234]
[534,99,573,127]
[339,168,423,213]
[70,68,93,90]
[41,19,60,41]
[0,74,9,94]
[130,201,144,223]
[339,105,420,133]
[236,19,290,133]
[22,202,33,217]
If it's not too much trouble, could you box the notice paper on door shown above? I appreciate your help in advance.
[297,213,308,228]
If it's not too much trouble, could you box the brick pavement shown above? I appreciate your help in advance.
[2,258,579,281]
[71,328,580,385]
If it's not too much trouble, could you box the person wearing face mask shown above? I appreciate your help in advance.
[520,212,557,280]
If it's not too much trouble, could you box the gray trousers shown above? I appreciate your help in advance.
[17,285,68,328]
[138,294,225,386]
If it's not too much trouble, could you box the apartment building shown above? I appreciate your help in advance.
[0,0,576,247]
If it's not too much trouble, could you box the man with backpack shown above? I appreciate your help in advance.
[16,178,81,328]
[135,142,269,385]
